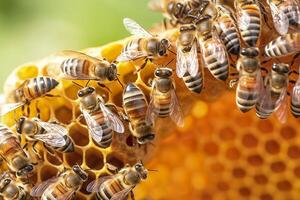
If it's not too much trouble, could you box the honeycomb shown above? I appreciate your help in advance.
[0,1,300,200]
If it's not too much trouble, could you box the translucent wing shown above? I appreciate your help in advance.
[292,78,300,105]
[30,177,59,197]
[110,187,134,200]
[170,88,184,127]
[238,71,262,105]
[210,32,227,64]
[187,42,199,77]
[99,102,124,133]
[289,0,300,24]
[235,1,251,30]
[82,109,103,144]
[35,119,68,136]
[0,102,24,116]
[86,175,114,193]
[148,0,164,12]
[34,133,66,148]
[116,42,148,62]
[56,190,75,200]
[274,88,288,123]
[256,76,274,116]
[176,43,188,78]
[123,18,153,38]
[146,89,157,125]
[269,2,289,35]
[60,50,101,63]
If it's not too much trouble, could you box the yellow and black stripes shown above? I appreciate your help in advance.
[97,175,128,200]
[23,77,59,100]
[182,72,203,94]
[60,58,90,78]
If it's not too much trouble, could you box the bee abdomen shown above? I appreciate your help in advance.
[291,100,300,118]
[53,135,74,153]
[265,33,300,57]
[182,72,203,94]
[154,95,171,118]
[255,105,273,119]
[60,58,89,78]
[206,57,229,81]
[239,6,261,47]
[92,111,113,148]
[26,77,59,99]
[284,6,300,25]
[98,177,126,200]
[218,19,240,55]
[236,87,259,112]
[123,83,147,121]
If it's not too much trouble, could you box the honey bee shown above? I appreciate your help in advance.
[182,72,203,93]
[116,18,170,71]
[196,15,229,81]
[0,77,59,116]
[264,32,300,58]
[123,83,155,144]
[31,164,88,200]
[235,47,262,112]
[291,71,300,117]
[214,4,241,55]
[176,24,200,80]
[146,68,184,127]
[86,162,148,200]
[266,0,300,35]
[58,50,119,83]
[15,117,74,155]
[235,0,262,47]
[0,124,35,179]
[77,86,124,148]
[256,63,289,122]
[0,172,32,200]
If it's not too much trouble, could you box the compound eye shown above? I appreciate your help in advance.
[155,70,161,76]
[78,91,84,97]
[73,165,79,172]
[88,87,95,93]
[4,179,10,185]
[135,163,142,171]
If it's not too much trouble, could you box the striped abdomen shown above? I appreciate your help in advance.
[42,182,72,200]
[60,58,90,78]
[282,4,300,26]
[122,38,144,58]
[52,135,74,153]
[236,75,260,112]
[237,3,261,47]
[182,72,203,94]
[153,90,172,118]
[291,82,300,117]
[22,77,59,100]
[216,14,241,55]
[123,83,148,123]
[97,175,129,200]
[89,109,113,148]
[265,33,300,57]
[291,99,300,118]
[200,35,229,81]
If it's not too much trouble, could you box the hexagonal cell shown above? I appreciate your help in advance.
[69,124,90,147]
[280,125,297,140]
[40,165,59,181]
[253,174,268,185]
[85,148,104,170]
[80,171,96,195]
[218,126,236,141]
[16,65,39,80]
[257,120,274,133]
[65,148,83,167]
[225,146,241,161]
[209,161,225,174]
[247,154,264,167]
[46,152,63,166]
[203,141,219,156]
[294,166,300,178]
[112,91,123,107]
[270,161,286,173]
[260,193,273,200]
[76,193,88,200]
[265,139,280,155]
[216,181,230,191]
[276,180,292,191]
[64,84,80,100]
[232,167,246,179]
[239,187,251,197]
[106,153,125,170]
[54,105,73,124]
[242,132,258,148]
[287,145,300,159]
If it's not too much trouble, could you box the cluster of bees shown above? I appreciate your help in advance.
[0,0,299,199]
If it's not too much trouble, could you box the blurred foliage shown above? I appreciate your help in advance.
[0,0,162,91]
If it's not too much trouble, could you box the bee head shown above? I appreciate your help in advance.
[107,63,118,81]
[136,123,155,144]
[240,47,259,58]
[0,173,11,193]
[167,1,182,16]
[77,87,95,98]
[16,117,36,136]
[16,164,34,178]
[158,39,169,56]
[72,164,88,182]
[16,116,26,134]
[155,68,172,78]
[272,63,289,75]
[133,163,148,180]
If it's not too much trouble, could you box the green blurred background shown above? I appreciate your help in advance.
[0,0,162,90]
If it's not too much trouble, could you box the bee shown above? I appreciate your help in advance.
[77,86,124,148]
[291,72,300,117]
[196,15,229,81]
[176,24,200,82]
[15,117,74,155]
[146,68,184,127]
[86,162,148,200]
[58,50,119,82]
[116,18,170,71]
[235,47,262,112]
[123,83,155,144]
[0,172,32,200]
[256,63,289,122]
[267,0,300,35]
[214,4,241,55]
[0,77,59,116]
[31,164,88,200]
[235,0,262,47]
[0,124,35,179]
[264,32,300,58]
[182,72,203,93]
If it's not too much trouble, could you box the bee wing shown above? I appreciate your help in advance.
[176,42,188,78]
[35,119,68,136]
[99,102,124,133]
[210,34,227,64]
[116,43,148,62]
[110,187,134,200]
[146,90,156,125]
[123,18,153,38]
[274,88,288,124]
[289,0,300,24]
[235,1,251,30]
[34,132,66,148]
[170,88,184,127]
[0,102,24,116]
[268,2,289,35]
[82,109,104,144]
[292,78,300,104]
[56,190,76,200]
[187,42,199,77]
[148,0,164,12]
[257,76,274,113]
[86,175,114,193]
[30,177,59,197]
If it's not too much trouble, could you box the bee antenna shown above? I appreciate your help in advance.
[164,58,175,67]
[116,77,124,88]
[85,80,91,87]
[72,81,84,88]
[148,169,158,172]
[140,160,144,165]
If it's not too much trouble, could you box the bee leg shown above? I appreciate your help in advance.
[32,141,42,160]
[35,101,41,119]
[22,143,28,150]
[260,67,269,74]
[106,163,119,174]
[45,94,60,98]
[291,52,300,67]
[120,113,130,122]
[147,78,153,87]
[163,18,168,30]
[289,70,299,76]
[43,143,56,156]
[97,83,112,93]
[229,78,239,89]
[74,114,84,123]
[135,58,150,74]
[130,191,135,200]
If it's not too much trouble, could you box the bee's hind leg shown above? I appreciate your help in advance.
[32,141,42,160]
[130,191,135,200]
[97,82,112,93]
